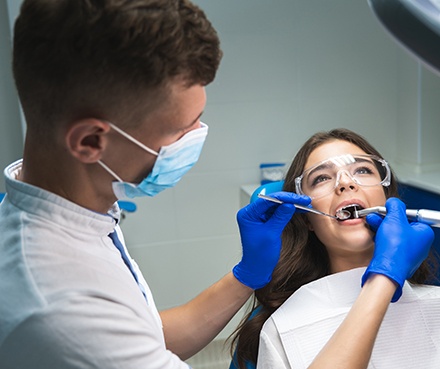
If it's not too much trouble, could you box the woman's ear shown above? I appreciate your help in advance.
[65,119,111,163]
[305,215,314,231]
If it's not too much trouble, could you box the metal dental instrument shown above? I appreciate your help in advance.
[353,206,440,228]
[257,194,350,220]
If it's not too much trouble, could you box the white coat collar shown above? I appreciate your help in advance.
[4,159,119,236]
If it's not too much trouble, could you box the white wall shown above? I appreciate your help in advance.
[0,0,23,192]
[3,0,440,340]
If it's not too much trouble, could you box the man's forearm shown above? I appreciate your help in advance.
[160,272,253,360]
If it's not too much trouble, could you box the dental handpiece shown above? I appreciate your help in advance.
[355,206,440,228]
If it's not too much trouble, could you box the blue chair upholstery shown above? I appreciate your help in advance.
[249,181,284,203]
[229,307,263,369]
[0,193,5,203]
[398,183,440,285]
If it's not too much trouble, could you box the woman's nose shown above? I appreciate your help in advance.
[336,170,359,193]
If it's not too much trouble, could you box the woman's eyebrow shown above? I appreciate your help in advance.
[354,158,374,164]
[307,162,333,177]
[307,157,375,178]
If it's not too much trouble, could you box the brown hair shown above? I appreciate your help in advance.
[13,0,222,138]
[230,128,435,368]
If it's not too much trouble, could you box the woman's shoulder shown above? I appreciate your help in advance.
[406,282,440,300]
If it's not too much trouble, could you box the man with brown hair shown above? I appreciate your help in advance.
[0,1,310,368]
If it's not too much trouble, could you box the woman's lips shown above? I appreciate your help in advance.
[336,217,365,226]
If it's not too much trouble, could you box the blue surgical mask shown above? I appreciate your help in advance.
[98,122,208,199]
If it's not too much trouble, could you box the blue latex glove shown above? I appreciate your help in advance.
[233,191,311,289]
[362,198,434,302]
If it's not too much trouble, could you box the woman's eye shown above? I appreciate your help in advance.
[311,174,331,186]
[354,166,374,175]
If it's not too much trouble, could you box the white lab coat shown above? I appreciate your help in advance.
[0,159,190,369]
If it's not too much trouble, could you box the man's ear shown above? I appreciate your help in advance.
[65,119,110,163]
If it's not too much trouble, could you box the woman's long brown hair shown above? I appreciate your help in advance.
[229,128,435,369]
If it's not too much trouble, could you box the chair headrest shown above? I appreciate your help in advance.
[250,181,284,203]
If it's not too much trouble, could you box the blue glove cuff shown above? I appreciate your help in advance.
[232,263,271,290]
[361,267,403,303]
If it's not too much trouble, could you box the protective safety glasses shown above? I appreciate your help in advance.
[294,154,391,200]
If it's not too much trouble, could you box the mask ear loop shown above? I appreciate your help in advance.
[107,122,159,157]
[97,122,159,185]
[97,160,125,183]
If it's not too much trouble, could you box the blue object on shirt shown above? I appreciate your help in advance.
[117,200,137,213]
[108,230,147,302]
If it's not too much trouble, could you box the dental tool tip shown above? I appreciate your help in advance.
[257,194,284,204]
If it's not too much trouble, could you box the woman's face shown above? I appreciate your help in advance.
[303,140,387,273]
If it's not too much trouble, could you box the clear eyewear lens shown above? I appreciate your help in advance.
[295,154,391,199]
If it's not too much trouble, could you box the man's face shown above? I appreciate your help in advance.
[102,81,207,185]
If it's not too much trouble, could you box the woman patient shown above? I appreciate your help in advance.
[230,128,440,369]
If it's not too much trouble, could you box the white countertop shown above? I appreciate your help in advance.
[392,162,440,195]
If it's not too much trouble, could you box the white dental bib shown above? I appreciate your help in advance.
[257,267,440,369]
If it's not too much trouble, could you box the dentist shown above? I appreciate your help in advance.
[0,1,310,368]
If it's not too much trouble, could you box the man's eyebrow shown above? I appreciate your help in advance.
[184,111,204,129]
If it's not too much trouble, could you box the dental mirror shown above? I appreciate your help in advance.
[335,209,352,220]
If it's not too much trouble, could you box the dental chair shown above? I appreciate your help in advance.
[0,193,5,203]
[368,0,440,286]
[249,181,284,203]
